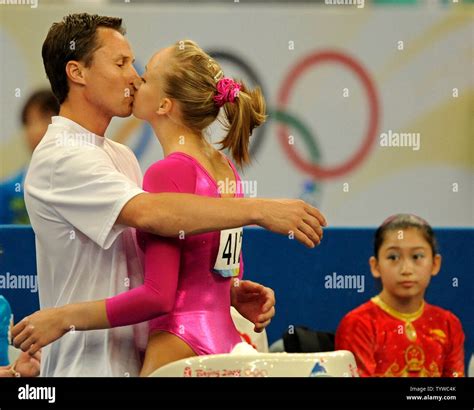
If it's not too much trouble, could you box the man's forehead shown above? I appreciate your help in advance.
[96,27,134,59]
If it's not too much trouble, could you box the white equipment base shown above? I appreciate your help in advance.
[149,350,358,377]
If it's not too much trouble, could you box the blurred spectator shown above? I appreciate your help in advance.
[0,295,41,377]
[0,89,59,224]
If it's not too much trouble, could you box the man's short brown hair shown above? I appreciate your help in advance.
[42,13,125,104]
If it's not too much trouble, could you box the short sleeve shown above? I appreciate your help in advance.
[47,148,144,249]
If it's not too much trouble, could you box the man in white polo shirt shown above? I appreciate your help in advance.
[18,13,326,377]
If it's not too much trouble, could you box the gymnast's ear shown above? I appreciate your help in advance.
[65,60,86,86]
[156,97,173,116]
[369,256,381,279]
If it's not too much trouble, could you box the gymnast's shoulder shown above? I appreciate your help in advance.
[143,153,197,194]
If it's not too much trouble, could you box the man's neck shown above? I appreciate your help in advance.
[59,101,111,137]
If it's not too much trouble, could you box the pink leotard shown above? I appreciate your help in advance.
[105,151,244,355]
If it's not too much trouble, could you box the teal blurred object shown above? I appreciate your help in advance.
[0,168,29,225]
[0,295,13,366]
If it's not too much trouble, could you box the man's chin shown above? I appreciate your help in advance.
[114,105,134,118]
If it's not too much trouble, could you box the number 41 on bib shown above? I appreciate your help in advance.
[213,227,243,278]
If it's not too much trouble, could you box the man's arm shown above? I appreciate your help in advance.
[118,193,326,248]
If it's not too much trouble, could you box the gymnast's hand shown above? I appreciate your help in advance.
[11,308,69,356]
[12,350,42,377]
[231,279,275,333]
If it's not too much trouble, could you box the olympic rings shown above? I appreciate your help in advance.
[132,49,379,181]
[268,110,321,164]
[277,50,380,179]
[269,110,324,203]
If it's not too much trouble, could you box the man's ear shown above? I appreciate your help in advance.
[431,254,442,277]
[369,256,381,279]
[65,60,86,86]
[156,97,172,116]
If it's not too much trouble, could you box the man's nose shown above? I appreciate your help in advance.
[132,78,142,91]
[129,65,140,87]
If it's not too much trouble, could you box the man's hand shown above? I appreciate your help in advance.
[13,351,41,377]
[256,199,327,248]
[231,279,275,333]
[12,308,69,356]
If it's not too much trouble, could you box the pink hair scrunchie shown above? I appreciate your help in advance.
[213,77,241,108]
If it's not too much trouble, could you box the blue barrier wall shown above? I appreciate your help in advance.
[0,226,39,322]
[1,225,472,369]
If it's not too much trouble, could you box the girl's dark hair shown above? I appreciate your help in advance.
[374,214,438,258]
[42,13,125,104]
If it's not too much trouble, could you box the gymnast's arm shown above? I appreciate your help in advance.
[11,232,182,356]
